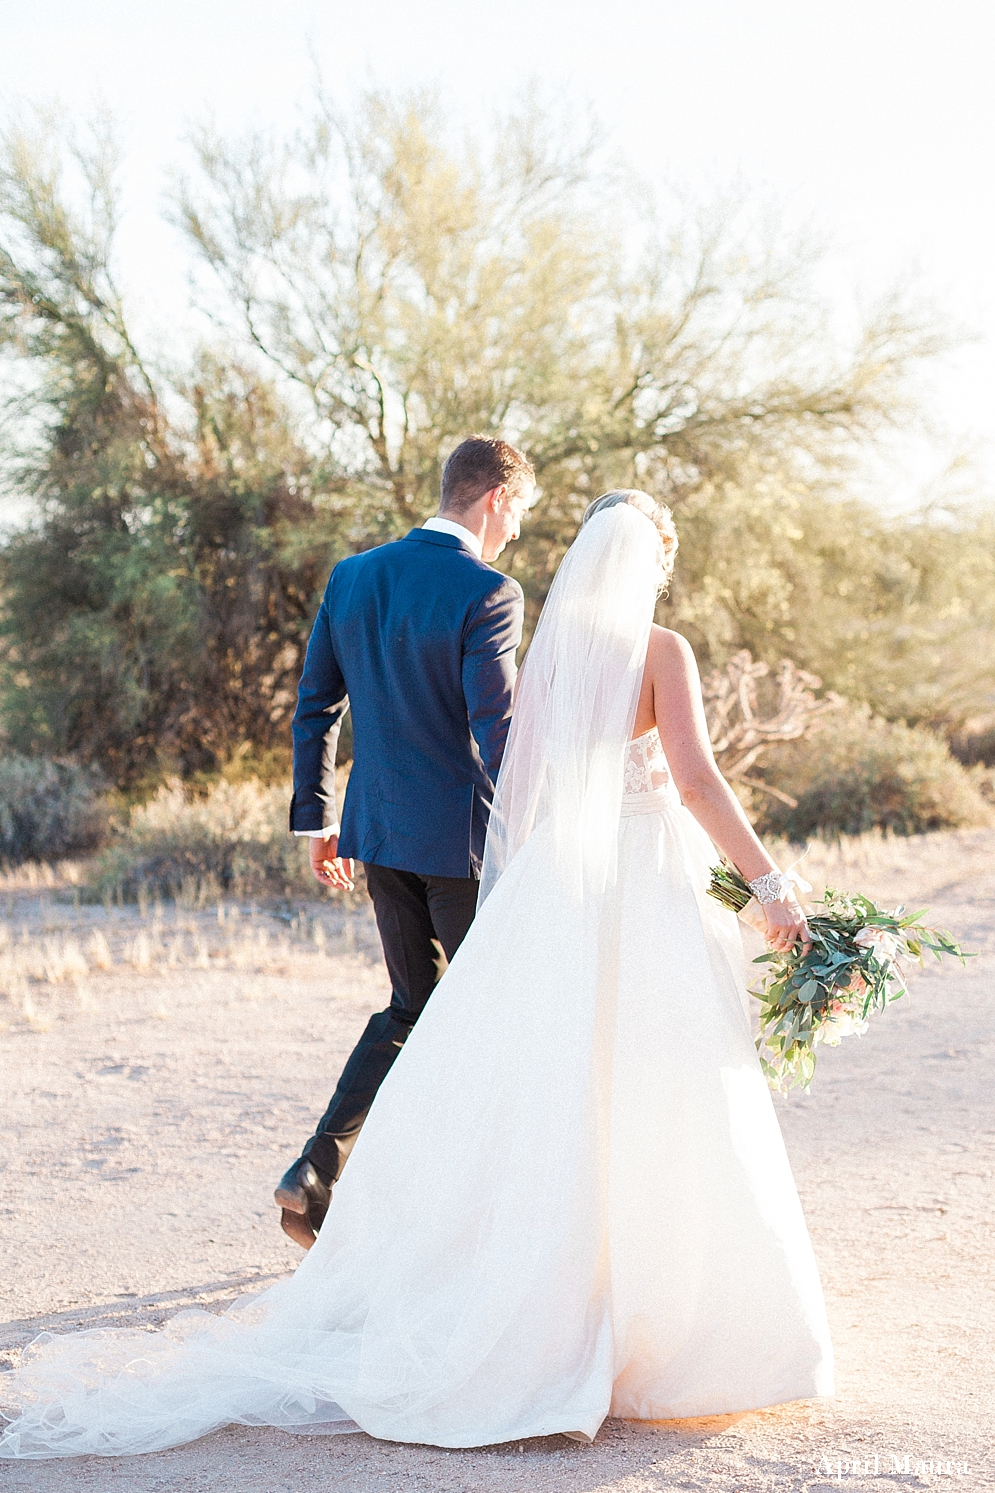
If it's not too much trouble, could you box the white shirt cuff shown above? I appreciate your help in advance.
[294,825,341,839]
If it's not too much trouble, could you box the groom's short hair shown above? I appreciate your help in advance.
[440,436,534,515]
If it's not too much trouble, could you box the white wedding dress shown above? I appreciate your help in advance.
[0,508,833,1459]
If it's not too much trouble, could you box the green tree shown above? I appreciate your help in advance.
[2,91,990,799]
[0,112,196,779]
[0,116,337,782]
[176,88,948,639]
[668,463,995,728]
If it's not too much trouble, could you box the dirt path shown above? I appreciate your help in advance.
[1,831,993,1490]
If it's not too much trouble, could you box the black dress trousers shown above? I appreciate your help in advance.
[302,864,479,1183]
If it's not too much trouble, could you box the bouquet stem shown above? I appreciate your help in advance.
[707,863,753,914]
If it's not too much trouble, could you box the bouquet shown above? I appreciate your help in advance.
[708,862,968,1092]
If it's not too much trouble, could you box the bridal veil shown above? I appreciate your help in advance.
[479,499,663,904]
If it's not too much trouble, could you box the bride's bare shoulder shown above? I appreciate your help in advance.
[646,624,698,673]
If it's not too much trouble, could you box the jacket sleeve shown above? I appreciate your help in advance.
[289,583,349,833]
[462,575,525,786]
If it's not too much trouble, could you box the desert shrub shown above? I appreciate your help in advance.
[184,742,294,791]
[0,755,108,864]
[89,775,343,901]
[949,723,995,768]
[756,705,993,839]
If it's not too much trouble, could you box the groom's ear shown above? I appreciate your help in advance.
[486,484,508,511]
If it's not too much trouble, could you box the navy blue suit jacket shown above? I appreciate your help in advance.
[289,528,524,879]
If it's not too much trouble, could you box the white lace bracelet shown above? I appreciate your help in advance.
[748,870,791,905]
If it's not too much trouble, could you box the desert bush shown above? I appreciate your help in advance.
[949,722,995,768]
[93,782,294,895]
[755,706,993,839]
[0,755,108,865]
[89,775,340,901]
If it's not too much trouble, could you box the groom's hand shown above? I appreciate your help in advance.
[308,835,355,891]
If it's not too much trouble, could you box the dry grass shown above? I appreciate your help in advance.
[4,822,987,1035]
[0,860,87,890]
[0,860,375,1035]
[763,824,989,900]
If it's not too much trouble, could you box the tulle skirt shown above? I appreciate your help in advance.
[0,788,833,1458]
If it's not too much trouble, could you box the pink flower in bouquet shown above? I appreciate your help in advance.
[815,1002,870,1047]
[854,926,902,962]
[834,973,867,999]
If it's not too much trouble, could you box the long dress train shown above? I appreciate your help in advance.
[0,729,833,1458]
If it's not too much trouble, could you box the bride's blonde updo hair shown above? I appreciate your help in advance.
[582,489,678,586]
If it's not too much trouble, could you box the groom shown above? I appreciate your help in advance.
[276,436,534,1246]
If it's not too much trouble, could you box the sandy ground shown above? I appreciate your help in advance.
[0,831,993,1491]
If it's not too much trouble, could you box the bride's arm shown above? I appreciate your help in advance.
[648,627,810,953]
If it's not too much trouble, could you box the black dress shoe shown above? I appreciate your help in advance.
[275,1159,332,1249]
[279,1206,318,1251]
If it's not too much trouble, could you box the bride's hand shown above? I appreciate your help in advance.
[763,896,812,955]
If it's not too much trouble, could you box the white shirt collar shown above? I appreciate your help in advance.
[422,515,483,559]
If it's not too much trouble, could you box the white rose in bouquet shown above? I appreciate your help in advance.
[854,925,902,962]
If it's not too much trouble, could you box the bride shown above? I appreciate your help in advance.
[0,490,833,1458]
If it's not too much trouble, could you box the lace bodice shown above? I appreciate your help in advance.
[624,728,671,794]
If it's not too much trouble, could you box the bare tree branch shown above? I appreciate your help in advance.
[703,651,843,786]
